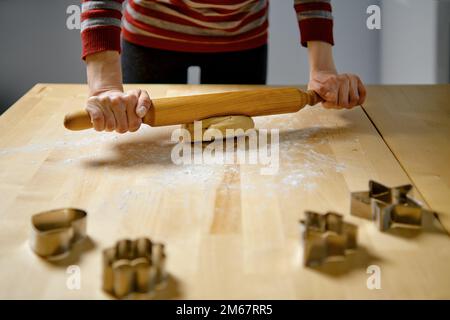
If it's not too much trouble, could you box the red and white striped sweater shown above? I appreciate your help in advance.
[81,0,334,59]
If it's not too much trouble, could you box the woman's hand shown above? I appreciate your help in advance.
[84,50,152,133]
[306,41,367,109]
[308,70,366,109]
[86,89,152,133]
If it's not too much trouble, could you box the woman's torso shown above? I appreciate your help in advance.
[122,0,269,52]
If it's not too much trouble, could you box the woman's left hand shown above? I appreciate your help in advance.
[308,70,366,109]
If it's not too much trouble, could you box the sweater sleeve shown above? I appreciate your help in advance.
[294,0,334,47]
[81,0,124,59]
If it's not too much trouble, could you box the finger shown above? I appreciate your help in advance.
[98,98,116,132]
[136,90,152,118]
[324,88,338,105]
[357,77,367,105]
[348,75,360,108]
[124,92,141,132]
[309,79,338,104]
[110,96,128,133]
[86,98,104,131]
[308,80,328,98]
[338,76,350,108]
[127,88,141,101]
[309,83,338,108]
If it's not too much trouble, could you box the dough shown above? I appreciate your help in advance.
[182,115,255,142]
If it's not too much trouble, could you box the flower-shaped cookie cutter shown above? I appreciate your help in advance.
[30,208,87,260]
[351,180,423,231]
[299,211,357,267]
[103,237,166,299]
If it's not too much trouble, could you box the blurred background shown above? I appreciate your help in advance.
[0,0,449,113]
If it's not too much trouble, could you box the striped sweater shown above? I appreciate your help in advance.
[81,0,334,59]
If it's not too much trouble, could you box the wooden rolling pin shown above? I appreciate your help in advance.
[64,87,322,131]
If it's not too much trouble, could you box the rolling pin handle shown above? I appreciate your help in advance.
[306,90,323,106]
[64,110,93,131]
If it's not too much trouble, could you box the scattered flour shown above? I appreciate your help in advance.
[0,119,347,210]
[0,132,118,156]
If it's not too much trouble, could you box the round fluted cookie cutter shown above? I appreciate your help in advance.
[30,208,87,260]
[103,238,167,299]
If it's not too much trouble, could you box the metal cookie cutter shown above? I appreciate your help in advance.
[299,211,357,267]
[351,180,423,231]
[30,208,87,260]
[103,238,166,299]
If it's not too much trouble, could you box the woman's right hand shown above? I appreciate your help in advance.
[85,89,152,133]
[85,51,151,133]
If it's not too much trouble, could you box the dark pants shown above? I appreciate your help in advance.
[121,40,267,85]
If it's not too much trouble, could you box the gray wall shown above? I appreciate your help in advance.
[0,0,85,113]
[0,0,448,113]
[437,0,450,83]
[268,0,380,85]
[380,0,450,84]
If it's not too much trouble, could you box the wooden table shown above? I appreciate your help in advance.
[0,84,449,299]
[363,85,450,231]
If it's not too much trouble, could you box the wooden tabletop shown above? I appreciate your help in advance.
[363,85,450,231]
[0,84,449,299]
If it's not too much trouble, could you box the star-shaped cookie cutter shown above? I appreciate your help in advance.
[350,180,423,231]
[103,237,166,299]
[30,208,87,260]
[299,211,357,267]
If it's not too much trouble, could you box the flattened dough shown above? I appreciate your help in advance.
[182,115,255,142]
